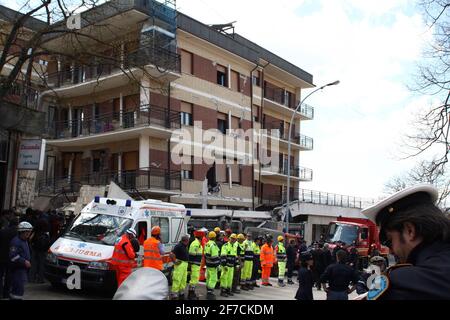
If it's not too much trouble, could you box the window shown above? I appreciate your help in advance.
[252,71,261,87]
[151,216,169,244]
[180,50,193,74]
[252,105,259,123]
[360,228,368,241]
[284,90,292,107]
[217,112,228,134]
[93,158,101,172]
[230,162,241,184]
[217,65,227,87]
[180,112,192,126]
[181,157,193,179]
[171,218,184,243]
[180,101,193,126]
[230,70,239,91]
[181,170,193,179]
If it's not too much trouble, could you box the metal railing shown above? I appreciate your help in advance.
[38,167,181,196]
[48,104,180,139]
[261,164,302,178]
[298,167,313,181]
[299,134,314,150]
[299,103,314,119]
[284,188,375,209]
[263,121,299,144]
[44,45,180,88]
[260,188,376,209]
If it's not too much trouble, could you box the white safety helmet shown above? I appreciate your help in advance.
[18,221,33,232]
[126,228,137,237]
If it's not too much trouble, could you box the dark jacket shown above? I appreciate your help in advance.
[0,226,17,264]
[312,248,325,274]
[295,267,314,300]
[286,244,296,265]
[9,236,30,270]
[320,262,359,292]
[323,249,332,268]
[379,241,450,300]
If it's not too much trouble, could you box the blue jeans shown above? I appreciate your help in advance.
[327,290,348,300]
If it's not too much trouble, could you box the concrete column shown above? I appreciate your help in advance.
[119,93,123,127]
[139,135,150,169]
[118,152,122,183]
[140,76,150,106]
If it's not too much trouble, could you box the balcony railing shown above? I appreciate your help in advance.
[260,188,376,209]
[298,167,313,181]
[261,164,301,178]
[281,188,376,209]
[37,168,181,195]
[44,45,180,88]
[48,104,180,140]
[299,103,314,119]
[299,134,313,150]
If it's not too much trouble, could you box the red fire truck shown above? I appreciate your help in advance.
[326,217,390,269]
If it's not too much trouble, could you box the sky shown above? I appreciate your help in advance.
[177,0,438,200]
[3,0,442,201]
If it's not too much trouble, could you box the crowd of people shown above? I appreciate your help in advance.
[0,207,75,299]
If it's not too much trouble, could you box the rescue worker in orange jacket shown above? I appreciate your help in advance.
[143,226,165,270]
[260,235,275,286]
[112,228,137,287]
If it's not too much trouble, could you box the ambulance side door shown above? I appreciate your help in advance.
[134,219,148,267]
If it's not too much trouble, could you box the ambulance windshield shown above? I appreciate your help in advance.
[64,212,133,246]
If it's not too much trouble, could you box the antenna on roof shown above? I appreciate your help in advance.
[210,21,236,36]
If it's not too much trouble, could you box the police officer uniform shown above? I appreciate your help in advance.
[362,184,450,300]
[9,222,32,300]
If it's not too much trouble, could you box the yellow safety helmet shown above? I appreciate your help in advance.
[208,231,217,239]
[214,227,221,233]
[277,235,284,242]
[237,233,245,240]
[230,233,237,240]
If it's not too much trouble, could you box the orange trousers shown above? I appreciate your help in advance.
[115,266,132,287]
[261,266,272,284]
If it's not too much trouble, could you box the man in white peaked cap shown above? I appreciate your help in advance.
[361,183,450,300]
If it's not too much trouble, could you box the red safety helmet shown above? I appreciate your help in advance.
[193,229,205,238]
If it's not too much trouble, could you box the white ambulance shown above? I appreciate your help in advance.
[45,196,190,292]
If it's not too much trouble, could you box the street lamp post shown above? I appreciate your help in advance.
[285,80,340,234]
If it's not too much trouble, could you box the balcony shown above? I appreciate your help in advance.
[38,167,181,196]
[46,104,180,147]
[260,164,312,182]
[262,87,314,120]
[43,46,180,97]
[263,121,314,150]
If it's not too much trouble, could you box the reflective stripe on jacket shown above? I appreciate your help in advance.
[221,241,237,267]
[143,236,163,270]
[260,243,274,267]
[188,238,203,265]
[276,243,287,262]
[111,235,136,267]
[204,240,220,268]
[244,240,254,261]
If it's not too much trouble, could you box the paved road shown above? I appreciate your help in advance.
[23,278,358,300]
